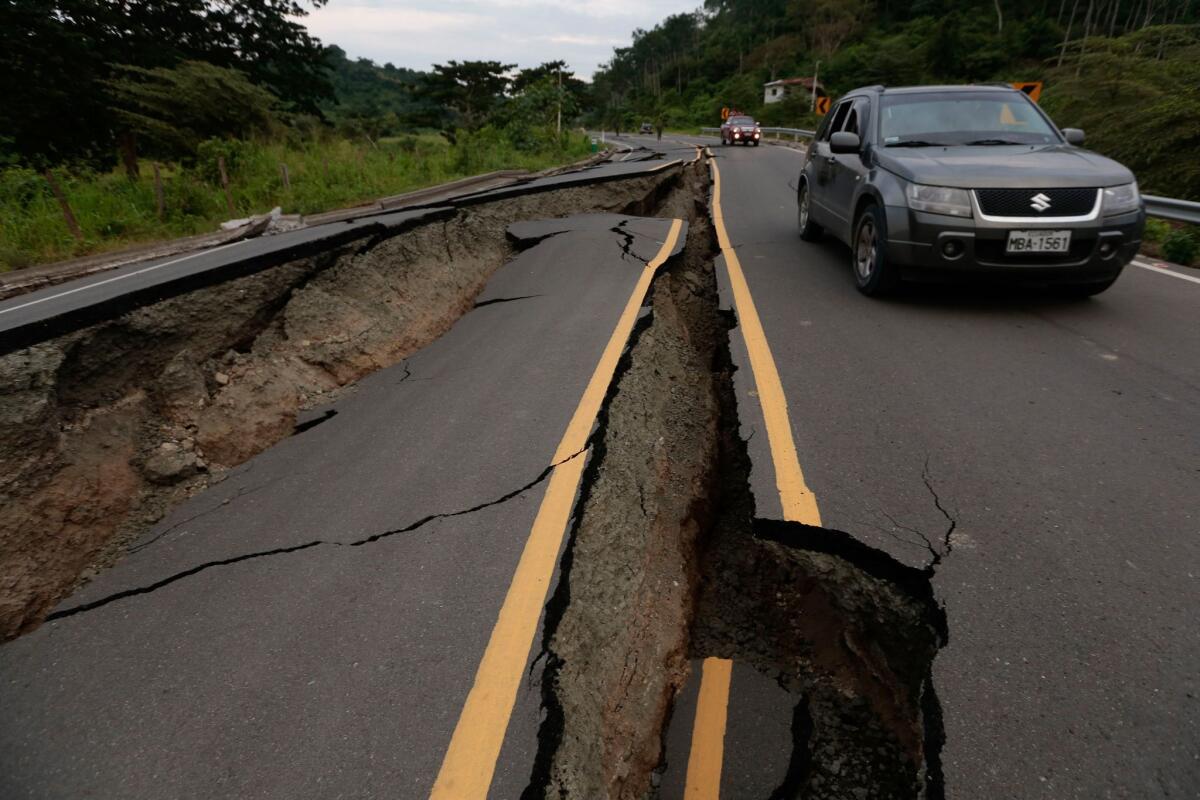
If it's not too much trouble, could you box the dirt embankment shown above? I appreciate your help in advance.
[522,158,948,799]
[2,148,950,797]
[0,171,677,640]
[527,162,722,799]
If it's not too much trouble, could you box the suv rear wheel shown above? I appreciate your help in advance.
[797,181,823,241]
[852,204,900,296]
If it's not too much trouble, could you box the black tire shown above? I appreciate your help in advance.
[851,204,900,296]
[752,140,760,146]
[797,180,823,241]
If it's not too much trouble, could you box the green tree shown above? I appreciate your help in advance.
[500,76,582,149]
[422,60,515,137]
[105,61,281,158]
[321,46,441,131]
[0,0,331,168]
[1041,25,1200,199]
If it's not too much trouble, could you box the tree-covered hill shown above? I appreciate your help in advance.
[590,0,1200,197]
[321,46,443,134]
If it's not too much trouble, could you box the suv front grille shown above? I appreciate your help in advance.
[975,187,1098,218]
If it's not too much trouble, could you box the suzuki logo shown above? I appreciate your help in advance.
[1030,192,1052,212]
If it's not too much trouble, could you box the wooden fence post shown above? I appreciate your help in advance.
[279,162,291,191]
[153,162,165,221]
[217,156,234,214]
[43,169,83,241]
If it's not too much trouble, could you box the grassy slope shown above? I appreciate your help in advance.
[0,133,593,271]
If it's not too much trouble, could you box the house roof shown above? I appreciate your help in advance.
[763,77,823,90]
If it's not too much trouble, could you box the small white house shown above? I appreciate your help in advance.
[763,77,825,105]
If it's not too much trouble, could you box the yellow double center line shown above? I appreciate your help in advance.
[682,157,822,799]
[430,218,684,799]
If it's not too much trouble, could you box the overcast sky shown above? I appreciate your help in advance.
[302,0,700,79]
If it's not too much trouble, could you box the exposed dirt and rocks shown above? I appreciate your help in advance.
[0,170,678,639]
[525,163,721,800]
[1,146,950,798]
[520,157,948,799]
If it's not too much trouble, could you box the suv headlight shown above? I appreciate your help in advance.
[1102,181,1140,215]
[906,183,973,218]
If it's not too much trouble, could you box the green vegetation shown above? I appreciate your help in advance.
[6,0,1198,269]
[0,132,591,270]
[0,3,595,270]
[590,0,1200,199]
[1,1,331,169]
[1161,228,1198,266]
[1143,217,1172,243]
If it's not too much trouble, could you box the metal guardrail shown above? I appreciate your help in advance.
[1143,195,1200,225]
[701,126,814,140]
[699,127,1198,225]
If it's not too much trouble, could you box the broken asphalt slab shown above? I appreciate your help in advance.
[448,157,687,206]
[0,214,687,799]
[0,206,454,357]
[508,213,686,264]
[0,154,693,358]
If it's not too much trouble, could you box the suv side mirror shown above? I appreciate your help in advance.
[830,131,861,154]
[1063,128,1085,146]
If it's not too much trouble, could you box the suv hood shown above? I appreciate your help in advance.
[875,144,1134,189]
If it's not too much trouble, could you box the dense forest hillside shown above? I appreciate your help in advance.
[0,2,592,268]
[590,0,1200,198]
[2,0,1196,270]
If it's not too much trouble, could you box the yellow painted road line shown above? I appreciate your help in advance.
[684,657,734,799]
[709,159,821,526]
[430,218,684,800]
[682,157,823,800]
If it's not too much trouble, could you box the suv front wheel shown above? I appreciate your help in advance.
[852,204,900,296]
[797,181,823,241]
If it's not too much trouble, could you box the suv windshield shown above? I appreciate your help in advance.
[729,117,756,126]
[879,92,1060,146]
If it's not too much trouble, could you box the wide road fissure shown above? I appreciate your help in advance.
[2,133,1197,799]
[654,134,1199,799]
[0,214,684,800]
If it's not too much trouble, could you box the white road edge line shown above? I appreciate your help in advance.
[0,240,246,316]
[1132,259,1200,286]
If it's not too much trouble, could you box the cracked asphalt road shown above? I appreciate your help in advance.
[644,134,1199,798]
[3,135,1197,799]
[0,214,684,799]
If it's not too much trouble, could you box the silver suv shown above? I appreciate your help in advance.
[796,85,1145,296]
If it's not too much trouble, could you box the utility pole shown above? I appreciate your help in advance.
[811,60,821,112]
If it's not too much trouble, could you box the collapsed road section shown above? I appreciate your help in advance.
[520,156,948,800]
[1,141,949,800]
[0,198,691,798]
[0,155,689,640]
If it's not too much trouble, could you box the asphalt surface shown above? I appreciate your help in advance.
[2,132,1197,798]
[0,206,454,356]
[0,214,685,799]
[646,134,1199,798]
[0,149,687,357]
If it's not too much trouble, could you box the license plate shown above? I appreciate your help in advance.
[1006,229,1072,254]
